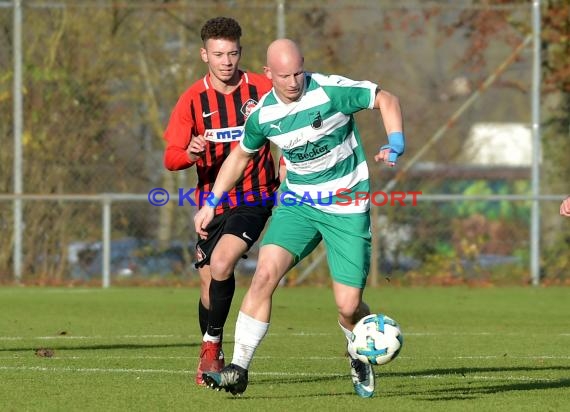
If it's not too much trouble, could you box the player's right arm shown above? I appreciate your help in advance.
[163,92,200,171]
[193,145,253,239]
[185,135,206,163]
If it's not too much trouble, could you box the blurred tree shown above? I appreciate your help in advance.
[0,1,204,279]
[1,1,564,282]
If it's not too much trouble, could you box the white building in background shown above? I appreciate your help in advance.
[462,123,533,166]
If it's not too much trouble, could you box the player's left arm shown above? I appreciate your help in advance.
[373,88,405,167]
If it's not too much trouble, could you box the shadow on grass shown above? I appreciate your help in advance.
[221,391,354,401]
[384,366,570,401]
[253,365,570,384]
[239,365,570,400]
[208,374,354,400]
[387,365,570,377]
[254,374,346,386]
[0,342,197,352]
[410,378,570,401]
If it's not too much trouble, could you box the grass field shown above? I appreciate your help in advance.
[0,286,569,411]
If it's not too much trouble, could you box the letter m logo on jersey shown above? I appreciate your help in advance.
[204,127,244,143]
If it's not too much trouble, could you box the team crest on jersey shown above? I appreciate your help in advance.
[310,111,323,129]
[240,99,258,118]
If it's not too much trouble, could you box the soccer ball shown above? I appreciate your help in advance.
[349,313,403,366]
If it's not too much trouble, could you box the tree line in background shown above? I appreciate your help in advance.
[0,0,567,283]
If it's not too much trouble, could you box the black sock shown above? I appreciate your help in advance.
[207,274,236,338]
[198,299,208,336]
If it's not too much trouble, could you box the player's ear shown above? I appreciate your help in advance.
[263,66,272,80]
[200,47,208,63]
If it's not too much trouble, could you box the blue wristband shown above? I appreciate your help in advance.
[380,131,405,163]
[207,194,221,207]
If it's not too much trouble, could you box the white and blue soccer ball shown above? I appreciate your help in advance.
[349,313,403,366]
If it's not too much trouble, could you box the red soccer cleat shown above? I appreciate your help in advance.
[195,341,225,385]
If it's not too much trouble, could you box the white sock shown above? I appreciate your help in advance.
[339,321,357,358]
[202,332,221,343]
[231,311,269,370]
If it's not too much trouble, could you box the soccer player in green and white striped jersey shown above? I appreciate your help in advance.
[195,39,405,398]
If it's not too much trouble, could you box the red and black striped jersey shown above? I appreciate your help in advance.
[164,71,278,214]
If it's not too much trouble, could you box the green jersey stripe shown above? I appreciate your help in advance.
[281,176,371,214]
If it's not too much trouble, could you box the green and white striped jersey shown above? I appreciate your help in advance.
[241,72,377,214]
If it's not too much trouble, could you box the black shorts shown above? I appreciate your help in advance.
[194,205,273,269]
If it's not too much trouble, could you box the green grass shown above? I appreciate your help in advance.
[0,286,569,411]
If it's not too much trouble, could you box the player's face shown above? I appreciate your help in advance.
[201,38,241,86]
[266,61,305,104]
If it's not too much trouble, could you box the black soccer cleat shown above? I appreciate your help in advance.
[202,363,249,396]
[349,356,375,398]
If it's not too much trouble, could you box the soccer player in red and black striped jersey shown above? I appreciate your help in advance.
[163,17,278,386]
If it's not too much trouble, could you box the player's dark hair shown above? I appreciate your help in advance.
[200,17,242,44]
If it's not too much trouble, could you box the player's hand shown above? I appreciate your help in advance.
[187,135,206,162]
[194,206,215,239]
[374,147,396,167]
[374,132,405,168]
[561,197,570,217]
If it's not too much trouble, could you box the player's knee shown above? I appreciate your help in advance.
[337,300,361,323]
[209,256,237,280]
[250,265,281,292]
